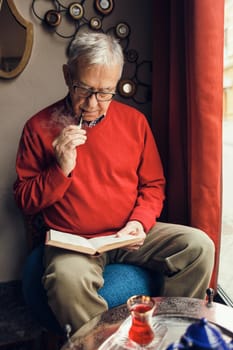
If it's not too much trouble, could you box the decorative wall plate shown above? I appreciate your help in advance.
[69,3,84,20]
[126,49,138,63]
[94,0,114,15]
[89,17,102,30]
[44,10,61,27]
[115,22,130,39]
[118,79,136,98]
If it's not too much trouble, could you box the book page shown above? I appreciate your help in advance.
[89,234,139,250]
[47,230,141,254]
[49,229,94,249]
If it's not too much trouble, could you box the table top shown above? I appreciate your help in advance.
[61,297,233,350]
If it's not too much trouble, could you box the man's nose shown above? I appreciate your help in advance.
[86,93,98,106]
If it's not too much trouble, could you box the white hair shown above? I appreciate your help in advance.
[68,31,124,74]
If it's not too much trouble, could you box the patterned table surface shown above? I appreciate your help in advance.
[61,297,233,350]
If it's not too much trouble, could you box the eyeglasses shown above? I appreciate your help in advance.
[72,83,116,102]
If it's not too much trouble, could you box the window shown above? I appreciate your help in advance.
[218,0,233,305]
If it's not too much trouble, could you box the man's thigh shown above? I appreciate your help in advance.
[43,246,107,285]
[109,222,214,275]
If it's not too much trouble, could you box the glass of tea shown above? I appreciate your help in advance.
[127,295,156,346]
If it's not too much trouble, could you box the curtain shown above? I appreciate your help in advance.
[151,0,224,290]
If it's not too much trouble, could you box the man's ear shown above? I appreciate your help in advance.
[63,64,71,87]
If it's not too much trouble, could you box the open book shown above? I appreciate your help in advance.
[45,229,141,255]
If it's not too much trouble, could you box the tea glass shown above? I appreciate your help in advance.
[127,295,156,347]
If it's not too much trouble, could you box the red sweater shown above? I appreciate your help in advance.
[14,98,165,238]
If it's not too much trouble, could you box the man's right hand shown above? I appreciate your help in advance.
[52,125,87,176]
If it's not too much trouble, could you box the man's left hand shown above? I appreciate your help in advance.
[116,221,146,250]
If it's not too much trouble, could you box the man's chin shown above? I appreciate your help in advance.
[82,112,101,121]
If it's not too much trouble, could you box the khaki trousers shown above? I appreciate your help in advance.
[42,222,215,333]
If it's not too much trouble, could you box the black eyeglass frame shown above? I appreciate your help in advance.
[72,83,116,102]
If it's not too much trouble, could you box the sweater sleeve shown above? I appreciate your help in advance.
[13,121,72,215]
[128,122,166,233]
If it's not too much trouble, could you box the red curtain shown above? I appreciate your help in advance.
[151,0,224,290]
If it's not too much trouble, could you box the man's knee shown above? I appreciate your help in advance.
[43,253,105,302]
[185,227,215,258]
[192,228,215,271]
[159,224,215,275]
[169,227,215,283]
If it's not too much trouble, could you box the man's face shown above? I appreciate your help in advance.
[64,59,122,122]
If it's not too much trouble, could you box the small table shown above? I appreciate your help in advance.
[61,297,233,350]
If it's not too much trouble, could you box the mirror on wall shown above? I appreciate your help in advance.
[0,0,33,79]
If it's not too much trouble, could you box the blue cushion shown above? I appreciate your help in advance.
[22,245,163,334]
[100,264,161,308]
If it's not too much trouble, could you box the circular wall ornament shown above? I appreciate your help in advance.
[94,0,114,15]
[89,17,102,30]
[118,79,136,98]
[115,22,130,39]
[126,49,138,63]
[44,10,62,27]
[69,3,84,20]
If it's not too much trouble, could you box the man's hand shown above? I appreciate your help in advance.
[52,125,87,176]
[116,220,146,250]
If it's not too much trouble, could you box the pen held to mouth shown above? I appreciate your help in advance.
[77,115,83,129]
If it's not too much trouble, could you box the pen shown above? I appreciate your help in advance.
[78,115,83,129]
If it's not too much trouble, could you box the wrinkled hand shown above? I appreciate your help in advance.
[53,125,87,176]
[116,220,146,250]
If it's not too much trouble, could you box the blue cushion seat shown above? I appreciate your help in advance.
[22,245,163,334]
